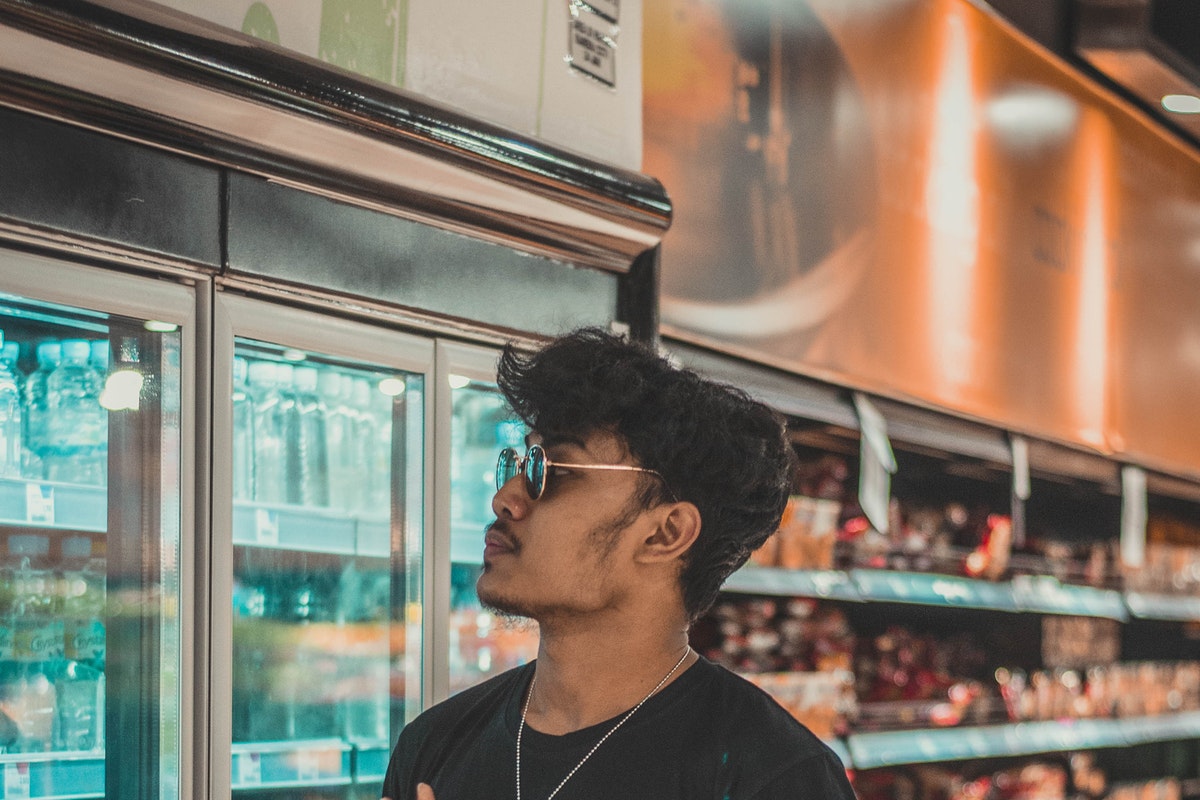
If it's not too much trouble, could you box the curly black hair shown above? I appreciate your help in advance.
[496,327,792,621]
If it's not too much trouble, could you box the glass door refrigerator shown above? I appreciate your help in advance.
[432,342,537,703]
[212,294,430,800]
[0,248,193,800]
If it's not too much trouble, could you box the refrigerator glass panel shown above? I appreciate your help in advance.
[229,340,424,797]
[0,290,183,799]
[448,381,537,695]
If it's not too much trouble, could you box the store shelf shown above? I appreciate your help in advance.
[0,478,105,532]
[1125,592,1200,622]
[350,738,391,784]
[726,567,1138,620]
[723,567,861,601]
[0,751,105,799]
[232,502,391,558]
[231,739,353,791]
[850,569,1019,611]
[1009,575,1128,621]
[846,713,1200,769]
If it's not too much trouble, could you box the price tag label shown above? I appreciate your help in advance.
[1121,465,1147,569]
[237,752,262,787]
[567,4,617,86]
[25,483,54,525]
[254,509,279,546]
[4,762,30,799]
[853,393,896,534]
[297,750,320,783]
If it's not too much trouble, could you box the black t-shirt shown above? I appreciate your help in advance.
[381,657,857,800]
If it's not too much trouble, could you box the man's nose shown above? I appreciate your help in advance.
[492,474,531,520]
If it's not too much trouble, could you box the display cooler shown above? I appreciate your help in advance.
[0,2,670,798]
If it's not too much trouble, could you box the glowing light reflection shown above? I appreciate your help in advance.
[925,8,979,396]
[1074,115,1112,448]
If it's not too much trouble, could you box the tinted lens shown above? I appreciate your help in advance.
[524,444,546,500]
[496,448,520,491]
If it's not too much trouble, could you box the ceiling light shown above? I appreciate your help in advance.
[1162,94,1200,114]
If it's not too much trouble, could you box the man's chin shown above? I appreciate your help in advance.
[476,578,534,620]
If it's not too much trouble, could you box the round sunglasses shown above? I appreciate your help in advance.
[495,443,676,502]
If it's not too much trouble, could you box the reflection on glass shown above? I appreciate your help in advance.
[230,341,423,798]
[0,296,182,799]
[448,383,538,695]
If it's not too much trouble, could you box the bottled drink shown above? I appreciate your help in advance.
[0,343,23,395]
[369,388,393,514]
[87,341,109,376]
[320,372,357,512]
[249,361,301,505]
[0,331,23,479]
[293,366,329,508]
[350,378,380,516]
[248,361,283,504]
[45,339,106,485]
[89,340,110,486]
[58,551,104,751]
[9,556,63,752]
[23,342,60,480]
[231,358,256,501]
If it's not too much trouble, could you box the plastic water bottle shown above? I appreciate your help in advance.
[369,388,393,514]
[87,341,109,376]
[57,552,104,751]
[249,361,284,504]
[250,362,302,505]
[45,340,106,485]
[88,341,109,486]
[23,342,60,480]
[350,378,379,516]
[0,332,23,479]
[0,343,23,395]
[320,372,354,512]
[293,366,329,508]
[232,358,256,501]
[10,556,63,752]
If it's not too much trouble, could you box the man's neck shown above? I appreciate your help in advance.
[523,614,694,735]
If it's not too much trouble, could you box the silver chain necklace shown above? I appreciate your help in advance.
[515,648,692,800]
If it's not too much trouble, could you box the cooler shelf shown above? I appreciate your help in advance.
[232,502,390,558]
[0,751,105,800]
[0,478,105,532]
[230,739,353,791]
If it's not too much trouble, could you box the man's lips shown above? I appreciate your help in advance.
[483,526,517,558]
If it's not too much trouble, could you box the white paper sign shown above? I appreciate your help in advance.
[853,393,896,534]
[1010,435,1030,500]
[1120,465,1147,569]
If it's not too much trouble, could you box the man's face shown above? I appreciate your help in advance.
[476,429,654,622]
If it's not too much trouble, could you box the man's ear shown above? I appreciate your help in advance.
[637,502,702,563]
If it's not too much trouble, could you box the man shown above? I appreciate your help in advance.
[382,328,856,800]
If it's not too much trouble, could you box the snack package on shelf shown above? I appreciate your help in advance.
[994,661,1200,722]
[752,454,849,569]
[1123,513,1200,595]
[853,625,1003,731]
